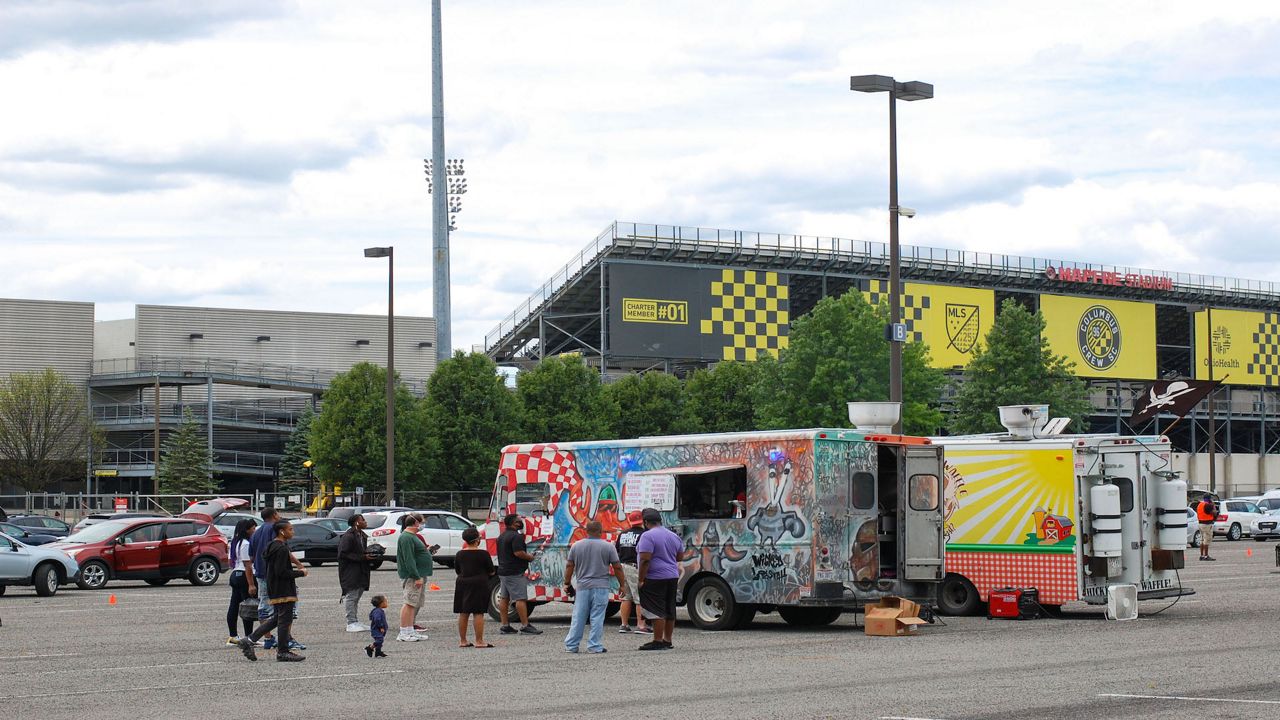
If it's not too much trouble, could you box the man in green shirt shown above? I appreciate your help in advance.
[396,513,433,642]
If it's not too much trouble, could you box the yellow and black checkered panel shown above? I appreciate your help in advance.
[699,269,790,361]
[1250,312,1280,387]
[864,279,926,342]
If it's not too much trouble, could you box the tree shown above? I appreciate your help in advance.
[604,371,688,439]
[423,352,523,491]
[949,298,1092,434]
[0,368,99,491]
[309,363,428,498]
[683,361,762,433]
[755,292,945,435]
[516,355,614,442]
[157,408,216,496]
[278,406,315,494]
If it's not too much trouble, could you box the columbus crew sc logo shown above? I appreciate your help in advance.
[1078,305,1122,371]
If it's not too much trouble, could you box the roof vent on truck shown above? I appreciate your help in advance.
[846,402,900,433]
[998,404,1050,439]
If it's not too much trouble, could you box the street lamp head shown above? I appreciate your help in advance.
[896,206,917,218]
[363,246,392,258]
[302,460,313,468]
[850,74,896,93]
[897,81,934,102]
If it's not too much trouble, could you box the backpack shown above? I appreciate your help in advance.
[1200,499,1217,520]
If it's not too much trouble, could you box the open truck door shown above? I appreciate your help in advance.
[902,446,944,582]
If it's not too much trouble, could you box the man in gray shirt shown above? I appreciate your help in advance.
[563,520,629,654]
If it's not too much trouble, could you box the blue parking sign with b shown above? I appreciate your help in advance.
[886,323,908,343]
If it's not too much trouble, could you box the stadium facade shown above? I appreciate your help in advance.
[485,221,1280,495]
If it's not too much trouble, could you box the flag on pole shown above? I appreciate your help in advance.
[1130,379,1221,425]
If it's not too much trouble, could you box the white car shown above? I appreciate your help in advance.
[363,510,476,566]
[1185,507,1201,547]
[0,531,80,596]
[1250,509,1280,541]
[1214,498,1264,541]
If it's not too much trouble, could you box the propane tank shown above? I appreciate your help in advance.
[1089,483,1123,557]
[1155,478,1189,550]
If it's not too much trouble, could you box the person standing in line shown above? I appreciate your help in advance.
[395,513,432,642]
[453,526,495,648]
[404,516,437,634]
[614,510,650,635]
[249,507,306,652]
[563,520,629,654]
[636,508,682,651]
[365,595,389,658]
[238,520,308,662]
[496,513,542,635]
[338,513,374,632]
[1196,495,1218,561]
[225,518,258,646]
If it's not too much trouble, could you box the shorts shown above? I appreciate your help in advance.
[620,565,640,602]
[640,578,678,620]
[1199,523,1215,545]
[497,574,528,602]
[402,578,426,608]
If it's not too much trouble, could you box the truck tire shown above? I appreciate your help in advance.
[686,576,742,631]
[936,573,980,616]
[487,577,502,621]
[34,563,59,597]
[778,607,842,626]
[1228,523,1243,541]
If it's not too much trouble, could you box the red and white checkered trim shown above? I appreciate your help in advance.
[947,551,1079,605]
[500,445,578,496]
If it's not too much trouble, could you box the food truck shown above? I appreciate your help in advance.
[483,411,946,630]
[931,405,1193,616]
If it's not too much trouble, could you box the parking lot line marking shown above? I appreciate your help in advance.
[0,653,82,661]
[1099,693,1280,705]
[880,716,951,719]
[18,661,220,675]
[0,670,406,700]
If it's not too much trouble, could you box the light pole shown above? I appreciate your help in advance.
[1189,305,1218,494]
[850,74,933,433]
[429,0,451,365]
[364,246,395,504]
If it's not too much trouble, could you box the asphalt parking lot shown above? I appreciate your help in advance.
[2,541,1279,720]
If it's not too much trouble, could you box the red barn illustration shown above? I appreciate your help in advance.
[1032,508,1074,543]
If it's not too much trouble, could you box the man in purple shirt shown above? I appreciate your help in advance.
[636,508,682,650]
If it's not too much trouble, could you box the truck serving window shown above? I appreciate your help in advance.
[1115,478,1134,513]
[851,472,875,510]
[676,467,746,520]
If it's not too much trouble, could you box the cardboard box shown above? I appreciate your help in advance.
[864,596,928,637]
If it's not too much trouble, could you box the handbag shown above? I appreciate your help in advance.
[238,598,260,622]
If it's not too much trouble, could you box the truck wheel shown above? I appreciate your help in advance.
[34,563,59,597]
[604,601,620,619]
[686,576,742,631]
[936,573,980,616]
[1228,523,1243,541]
[778,607,842,626]
[77,560,110,590]
[487,577,502,621]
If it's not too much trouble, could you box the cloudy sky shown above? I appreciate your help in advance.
[4,0,1280,353]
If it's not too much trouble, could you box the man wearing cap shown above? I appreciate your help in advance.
[636,508,682,650]
[614,510,650,634]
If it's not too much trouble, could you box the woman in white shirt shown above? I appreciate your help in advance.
[226,518,258,645]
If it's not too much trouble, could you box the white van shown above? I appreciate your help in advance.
[1255,489,1280,513]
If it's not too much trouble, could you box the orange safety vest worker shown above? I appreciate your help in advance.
[1196,499,1217,523]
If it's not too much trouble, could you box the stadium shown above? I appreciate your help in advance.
[484,221,1280,495]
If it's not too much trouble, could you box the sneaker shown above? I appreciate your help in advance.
[412,630,429,640]
[237,637,257,662]
[638,641,664,651]
[519,624,543,635]
[396,632,422,642]
[226,636,238,646]
[413,624,428,631]
[564,647,579,653]
[635,626,653,634]
[618,625,633,634]
[365,644,374,658]
[1204,556,1217,561]
[499,625,519,635]
[374,650,388,658]
[660,641,673,649]
[589,648,608,654]
[288,639,306,651]
[276,651,306,662]
[346,623,369,633]
[262,637,277,651]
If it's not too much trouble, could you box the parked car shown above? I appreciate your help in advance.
[1186,507,1201,547]
[7,514,72,537]
[1214,498,1264,541]
[0,521,58,546]
[326,506,411,523]
[50,517,229,590]
[71,512,164,534]
[1256,489,1280,512]
[362,510,475,566]
[210,512,260,540]
[296,517,350,533]
[285,522,386,568]
[1250,509,1280,541]
[0,531,79,596]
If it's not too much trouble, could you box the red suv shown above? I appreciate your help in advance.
[49,517,229,590]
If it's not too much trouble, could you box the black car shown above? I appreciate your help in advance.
[287,523,384,569]
[0,521,58,546]
[8,515,73,538]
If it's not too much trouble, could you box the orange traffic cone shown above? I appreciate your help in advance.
[428,583,441,591]
[108,594,117,605]
[1247,548,1253,557]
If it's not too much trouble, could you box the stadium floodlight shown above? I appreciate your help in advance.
[424,158,466,231]
[850,73,933,433]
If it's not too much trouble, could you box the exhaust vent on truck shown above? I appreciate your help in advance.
[847,402,900,433]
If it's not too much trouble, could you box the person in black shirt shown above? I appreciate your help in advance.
[496,513,542,635]
[614,510,650,634]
